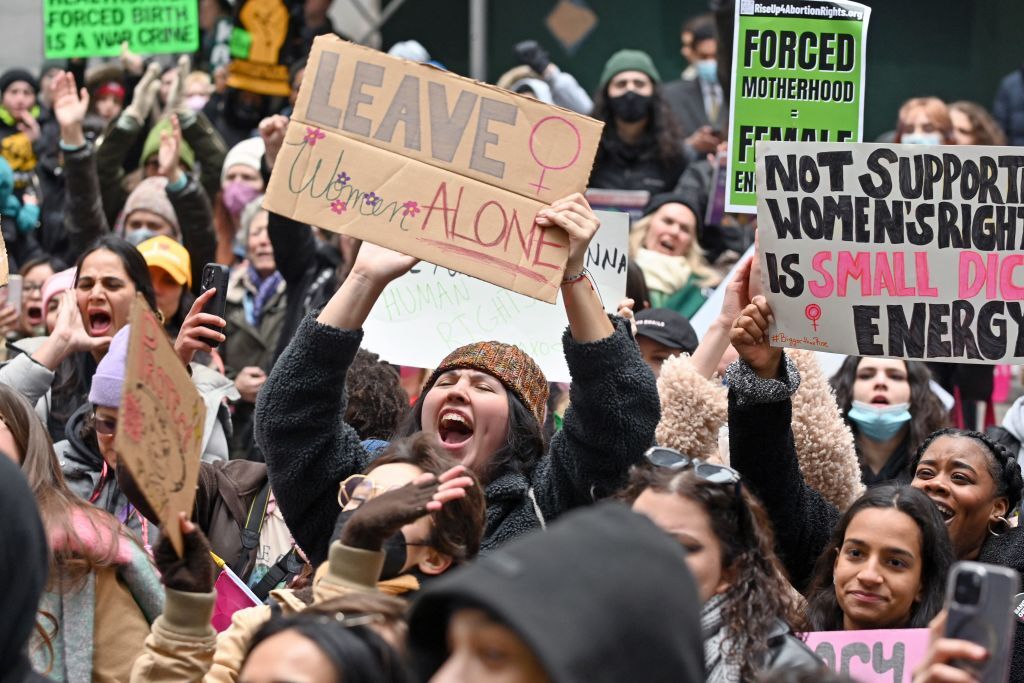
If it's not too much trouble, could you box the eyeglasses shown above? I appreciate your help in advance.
[94,416,118,436]
[338,473,401,508]
[644,446,742,491]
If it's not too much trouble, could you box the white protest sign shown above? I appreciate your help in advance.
[757,141,1024,364]
[363,211,629,382]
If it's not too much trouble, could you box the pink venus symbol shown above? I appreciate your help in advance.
[528,116,582,195]
[805,303,822,331]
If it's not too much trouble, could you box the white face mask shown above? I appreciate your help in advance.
[901,132,943,145]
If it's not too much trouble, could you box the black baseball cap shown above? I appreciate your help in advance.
[635,308,699,354]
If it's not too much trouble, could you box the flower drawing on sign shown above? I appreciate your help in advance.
[402,200,421,218]
[337,171,350,185]
[123,391,145,443]
[304,127,326,146]
[330,199,347,215]
[364,192,381,207]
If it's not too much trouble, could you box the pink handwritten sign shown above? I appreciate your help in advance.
[803,628,930,682]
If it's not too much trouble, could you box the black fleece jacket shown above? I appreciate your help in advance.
[727,356,1024,682]
[255,311,660,567]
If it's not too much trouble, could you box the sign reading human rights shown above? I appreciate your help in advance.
[263,36,603,303]
[43,0,199,59]
[727,0,870,213]
[757,141,1024,364]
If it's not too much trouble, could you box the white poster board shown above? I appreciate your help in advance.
[362,210,629,382]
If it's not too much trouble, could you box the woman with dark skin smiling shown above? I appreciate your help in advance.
[725,287,1024,675]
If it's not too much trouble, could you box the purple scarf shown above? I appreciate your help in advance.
[246,265,283,327]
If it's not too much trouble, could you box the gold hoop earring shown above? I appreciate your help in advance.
[988,516,1009,537]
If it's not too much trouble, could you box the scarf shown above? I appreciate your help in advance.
[634,247,694,295]
[702,593,742,683]
[245,265,283,327]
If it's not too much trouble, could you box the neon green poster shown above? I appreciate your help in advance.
[44,0,199,59]
[726,0,870,213]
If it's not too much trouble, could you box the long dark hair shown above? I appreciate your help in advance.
[400,391,545,484]
[245,613,411,683]
[910,428,1024,514]
[622,466,803,681]
[591,84,684,170]
[803,485,953,631]
[830,357,949,464]
[74,236,158,313]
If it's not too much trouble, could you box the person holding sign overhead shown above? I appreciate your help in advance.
[257,193,660,563]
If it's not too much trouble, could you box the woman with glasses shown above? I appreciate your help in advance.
[0,382,163,680]
[625,447,822,681]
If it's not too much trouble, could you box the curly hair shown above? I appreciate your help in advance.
[802,485,953,631]
[345,349,411,441]
[830,357,949,473]
[622,466,803,681]
[591,85,685,172]
[909,428,1024,514]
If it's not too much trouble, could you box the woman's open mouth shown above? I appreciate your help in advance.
[931,499,956,524]
[870,395,890,405]
[87,310,113,336]
[25,305,42,325]
[437,410,474,449]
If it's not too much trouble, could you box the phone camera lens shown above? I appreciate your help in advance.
[954,571,982,605]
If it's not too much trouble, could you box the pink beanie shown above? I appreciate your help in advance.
[41,267,77,319]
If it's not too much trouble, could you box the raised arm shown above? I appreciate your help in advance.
[728,296,839,590]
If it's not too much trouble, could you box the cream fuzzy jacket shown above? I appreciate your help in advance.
[656,349,864,511]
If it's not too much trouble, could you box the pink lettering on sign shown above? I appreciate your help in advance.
[958,251,1024,301]
[528,116,582,194]
[802,628,930,683]
[808,251,938,298]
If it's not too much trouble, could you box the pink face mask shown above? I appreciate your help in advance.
[221,180,261,217]
[186,94,209,112]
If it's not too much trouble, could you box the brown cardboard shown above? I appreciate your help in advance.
[114,297,205,556]
[264,35,604,302]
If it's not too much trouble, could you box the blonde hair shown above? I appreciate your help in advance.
[895,97,952,143]
[629,205,720,288]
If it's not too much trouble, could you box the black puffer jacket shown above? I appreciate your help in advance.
[255,312,660,566]
[727,355,1024,682]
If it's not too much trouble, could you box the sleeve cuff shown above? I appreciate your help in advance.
[726,354,801,406]
[165,174,188,194]
[320,541,385,592]
[161,587,217,636]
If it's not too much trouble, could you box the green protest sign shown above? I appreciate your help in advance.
[44,0,199,59]
[726,0,870,213]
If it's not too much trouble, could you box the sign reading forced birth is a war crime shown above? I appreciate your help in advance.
[263,36,604,303]
[44,0,199,59]
[756,141,1024,365]
[726,0,870,213]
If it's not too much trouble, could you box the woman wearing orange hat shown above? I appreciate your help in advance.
[256,194,660,566]
[136,234,195,337]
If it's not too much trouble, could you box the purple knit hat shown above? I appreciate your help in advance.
[88,326,131,408]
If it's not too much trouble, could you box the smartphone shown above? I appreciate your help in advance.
[5,275,23,317]
[199,264,229,349]
[943,561,1020,682]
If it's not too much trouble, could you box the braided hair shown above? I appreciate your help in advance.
[909,428,1024,514]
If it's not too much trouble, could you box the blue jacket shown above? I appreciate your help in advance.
[994,68,1024,146]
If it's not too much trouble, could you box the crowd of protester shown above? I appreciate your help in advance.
[0,1,1022,682]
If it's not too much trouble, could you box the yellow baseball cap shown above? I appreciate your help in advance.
[137,235,192,288]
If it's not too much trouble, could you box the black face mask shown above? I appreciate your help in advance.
[333,509,410,581]
[607,91,652,123]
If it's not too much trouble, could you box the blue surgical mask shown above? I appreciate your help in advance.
[126,228,160,247]
[847,400,912,442]
[696,59,718,85]
[901,132,943,145]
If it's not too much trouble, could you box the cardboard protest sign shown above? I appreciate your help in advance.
[804,629,930,682]
[726,0,870,213]
[362,211,628,382]
[264,36,603,303]
[756,141,1024,364]
[43,0,198,59]
[114,298,205,555]
[226,0,292,97]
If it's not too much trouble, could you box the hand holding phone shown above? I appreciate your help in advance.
[941,561,1019,682]
[199,264,229,349]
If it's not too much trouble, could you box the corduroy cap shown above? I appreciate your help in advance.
[598,49,661,88]
[424,342,548,426]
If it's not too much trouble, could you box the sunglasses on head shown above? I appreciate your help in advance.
[337,473,403,508]
[644,446,742,490]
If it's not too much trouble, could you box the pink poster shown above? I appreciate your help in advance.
[803,628,931,682]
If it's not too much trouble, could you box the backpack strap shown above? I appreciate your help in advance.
[232,479,273,576]
[250,548,304,602]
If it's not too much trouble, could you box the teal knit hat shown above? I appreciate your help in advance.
[599,49,661,89]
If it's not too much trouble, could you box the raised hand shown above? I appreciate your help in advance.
[166,54,191,115]
[173,288,226,366]
[235,366,267,403]
[258,114,289,171]
[730,295,780,380]
[123,62,162,124]
[51,71,89,146]
[30,290,112,371]
[350,240,419,287]
[337,465,475,551]
[17,110,40,143]
[617,297,638,337]
[157,114,183,183]
[535,192,600,276]
[154,513,216,593]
